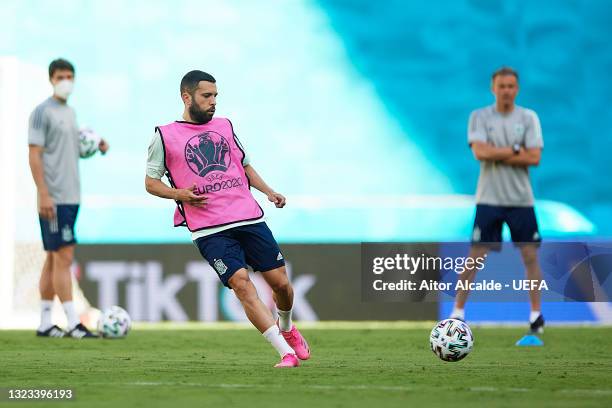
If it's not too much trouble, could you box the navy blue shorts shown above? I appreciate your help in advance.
[39,205,79,251]
[472,204,541,249]
[194,222,285,288]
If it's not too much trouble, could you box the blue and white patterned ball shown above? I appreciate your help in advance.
[78,127,101,159]
[98,306,131,339]
[430,318,474,362]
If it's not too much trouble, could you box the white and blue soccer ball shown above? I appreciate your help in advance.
[430,318,474,362]
[98,306,132,339]
[78,127,101,158]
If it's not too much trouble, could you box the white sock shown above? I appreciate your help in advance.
[450,307,465,320]
[529,310,541,324]
[62,301,80,329]
[277,308,293,332]
[262,325,294,357]
[39,300,54,331]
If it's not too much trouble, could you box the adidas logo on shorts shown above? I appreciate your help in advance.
[277,252,283,261]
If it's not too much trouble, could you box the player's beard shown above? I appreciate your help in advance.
[189,103,214,124]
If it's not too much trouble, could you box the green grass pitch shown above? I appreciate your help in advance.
[1,324,611,407]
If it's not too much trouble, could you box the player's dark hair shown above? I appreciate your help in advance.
[492,66,519,82]
[48,58,75,78]
[180,70,216,96]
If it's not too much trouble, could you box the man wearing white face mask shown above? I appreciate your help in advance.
[28,58,109,338]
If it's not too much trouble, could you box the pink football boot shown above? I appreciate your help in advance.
[274,353,299,368]
[281,325,311,360]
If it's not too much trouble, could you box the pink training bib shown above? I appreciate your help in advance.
[156,118,264,231]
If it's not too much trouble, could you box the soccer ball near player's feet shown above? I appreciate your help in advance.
[430,318,474,362]
[98,306,132,339]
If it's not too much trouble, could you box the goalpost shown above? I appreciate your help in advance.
[0,57,17,328]
[0,56,49,328]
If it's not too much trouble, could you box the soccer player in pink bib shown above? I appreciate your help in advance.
[145,70,310,367]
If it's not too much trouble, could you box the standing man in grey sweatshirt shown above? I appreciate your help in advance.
[451,67,545,334]
[28,58,109,338]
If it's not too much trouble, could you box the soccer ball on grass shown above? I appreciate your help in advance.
[429,318,474,362]
[98,306,131,339]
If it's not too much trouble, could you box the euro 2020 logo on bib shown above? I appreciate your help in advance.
[184,131,231,177]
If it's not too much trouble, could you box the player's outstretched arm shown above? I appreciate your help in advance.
[145,176,207,207]
[243,164,286,208]
[470,141,514,162]
[501,147,541,167]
